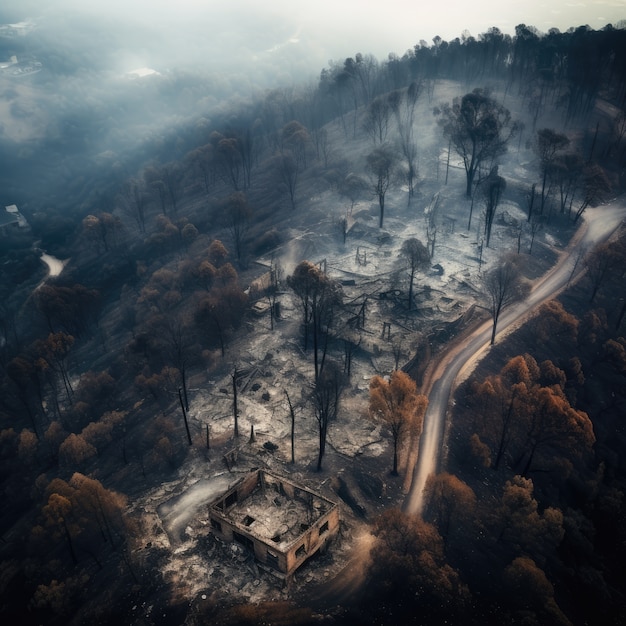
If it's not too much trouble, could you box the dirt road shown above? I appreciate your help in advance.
[404,198,626,514]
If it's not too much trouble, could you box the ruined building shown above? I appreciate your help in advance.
[208,469,339,577]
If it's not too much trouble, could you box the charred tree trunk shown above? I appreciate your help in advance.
[285,390,295,464]
[179,388,192,446]
[232,370,239,438]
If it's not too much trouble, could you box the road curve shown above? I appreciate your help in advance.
[40,252,67,278]
[404,198,626,515]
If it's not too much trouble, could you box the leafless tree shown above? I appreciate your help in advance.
[117,178,148,234]
[425,193,440,257]
[287,261,342,381]
[275,152,299,210]
[481,166,506,247]
[483,257,529,344]
[339,173,369,213]
[311,364,344,471]
[366,145,397,228]
[363,96,391,144]
[400,238,430,310]
[529,217,543,255]
[534,129,569,215]
[224,192,252,262]
[573,163,610,223]
[389,81,423,201]
[266,257,282,331]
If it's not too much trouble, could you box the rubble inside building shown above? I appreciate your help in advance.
[207,469,339,578]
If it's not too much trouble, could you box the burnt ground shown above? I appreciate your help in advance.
[62,80,590,623]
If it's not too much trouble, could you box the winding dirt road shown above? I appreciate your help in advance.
[405,199,626,515]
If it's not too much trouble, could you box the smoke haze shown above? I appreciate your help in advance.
[1,1,623,214]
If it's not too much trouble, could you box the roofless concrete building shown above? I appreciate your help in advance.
[208,469,339,577]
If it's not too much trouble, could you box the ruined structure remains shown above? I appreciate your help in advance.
[208,469,339,577]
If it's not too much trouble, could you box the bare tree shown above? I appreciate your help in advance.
[585,241,619,303]
[285,390,296,464]
[281,120,310,170]
[529,217,543,255]
[266,257,282,331]
[232,368,240,438]
[366,145,397,228]
[157,316,198,412]
[188,144,217,194]
[362,96,391,144]
[162,163,183,214]
[287,261,342,381]
[339,173,369,213]
[483,258,529,345]
[481,166,506,247]
[534,129,570,215]
[223,192,252,262]
[81,212,122,254]
[213,134,243,191]
[389,81,423,201]
[425,193,440,257]
[117,178,148,234]
[275,152,299,210]
[552,153,583,215]
[400,238,430,310]
[311,364,344,471]
[572,163,610,223]
[143,166,169,215]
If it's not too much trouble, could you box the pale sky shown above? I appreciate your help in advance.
[6,0,626,63]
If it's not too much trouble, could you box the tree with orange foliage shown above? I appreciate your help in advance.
[58,433,97,468]
[519,380,595,476]
[369,370,427,475]
[468,353,594,475]
[369,508,469,617]
[424,472,477,542]
[530,299,579,348]
[42,492,78,564]
[497,475,564,559]
[35,332,75,405]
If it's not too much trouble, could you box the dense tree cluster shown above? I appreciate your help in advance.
[429,227,626,625]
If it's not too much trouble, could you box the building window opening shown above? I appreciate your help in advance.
[319,521,329,536]
[295,544,306,558]
[225,491,238,508]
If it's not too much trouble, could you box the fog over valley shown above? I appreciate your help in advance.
[2,1,625,214]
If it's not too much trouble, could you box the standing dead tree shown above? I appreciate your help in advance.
[366,145,397,228]
[285,390,296,464]
[481,166,506,248]
[388,81,422,202]
[287,261,342,381]
[311,365,344,471]
[232,368,240,438]
[399,238,430,311]
[483,257,529,345]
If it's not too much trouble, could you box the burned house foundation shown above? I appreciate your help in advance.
[208,469,339,577]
